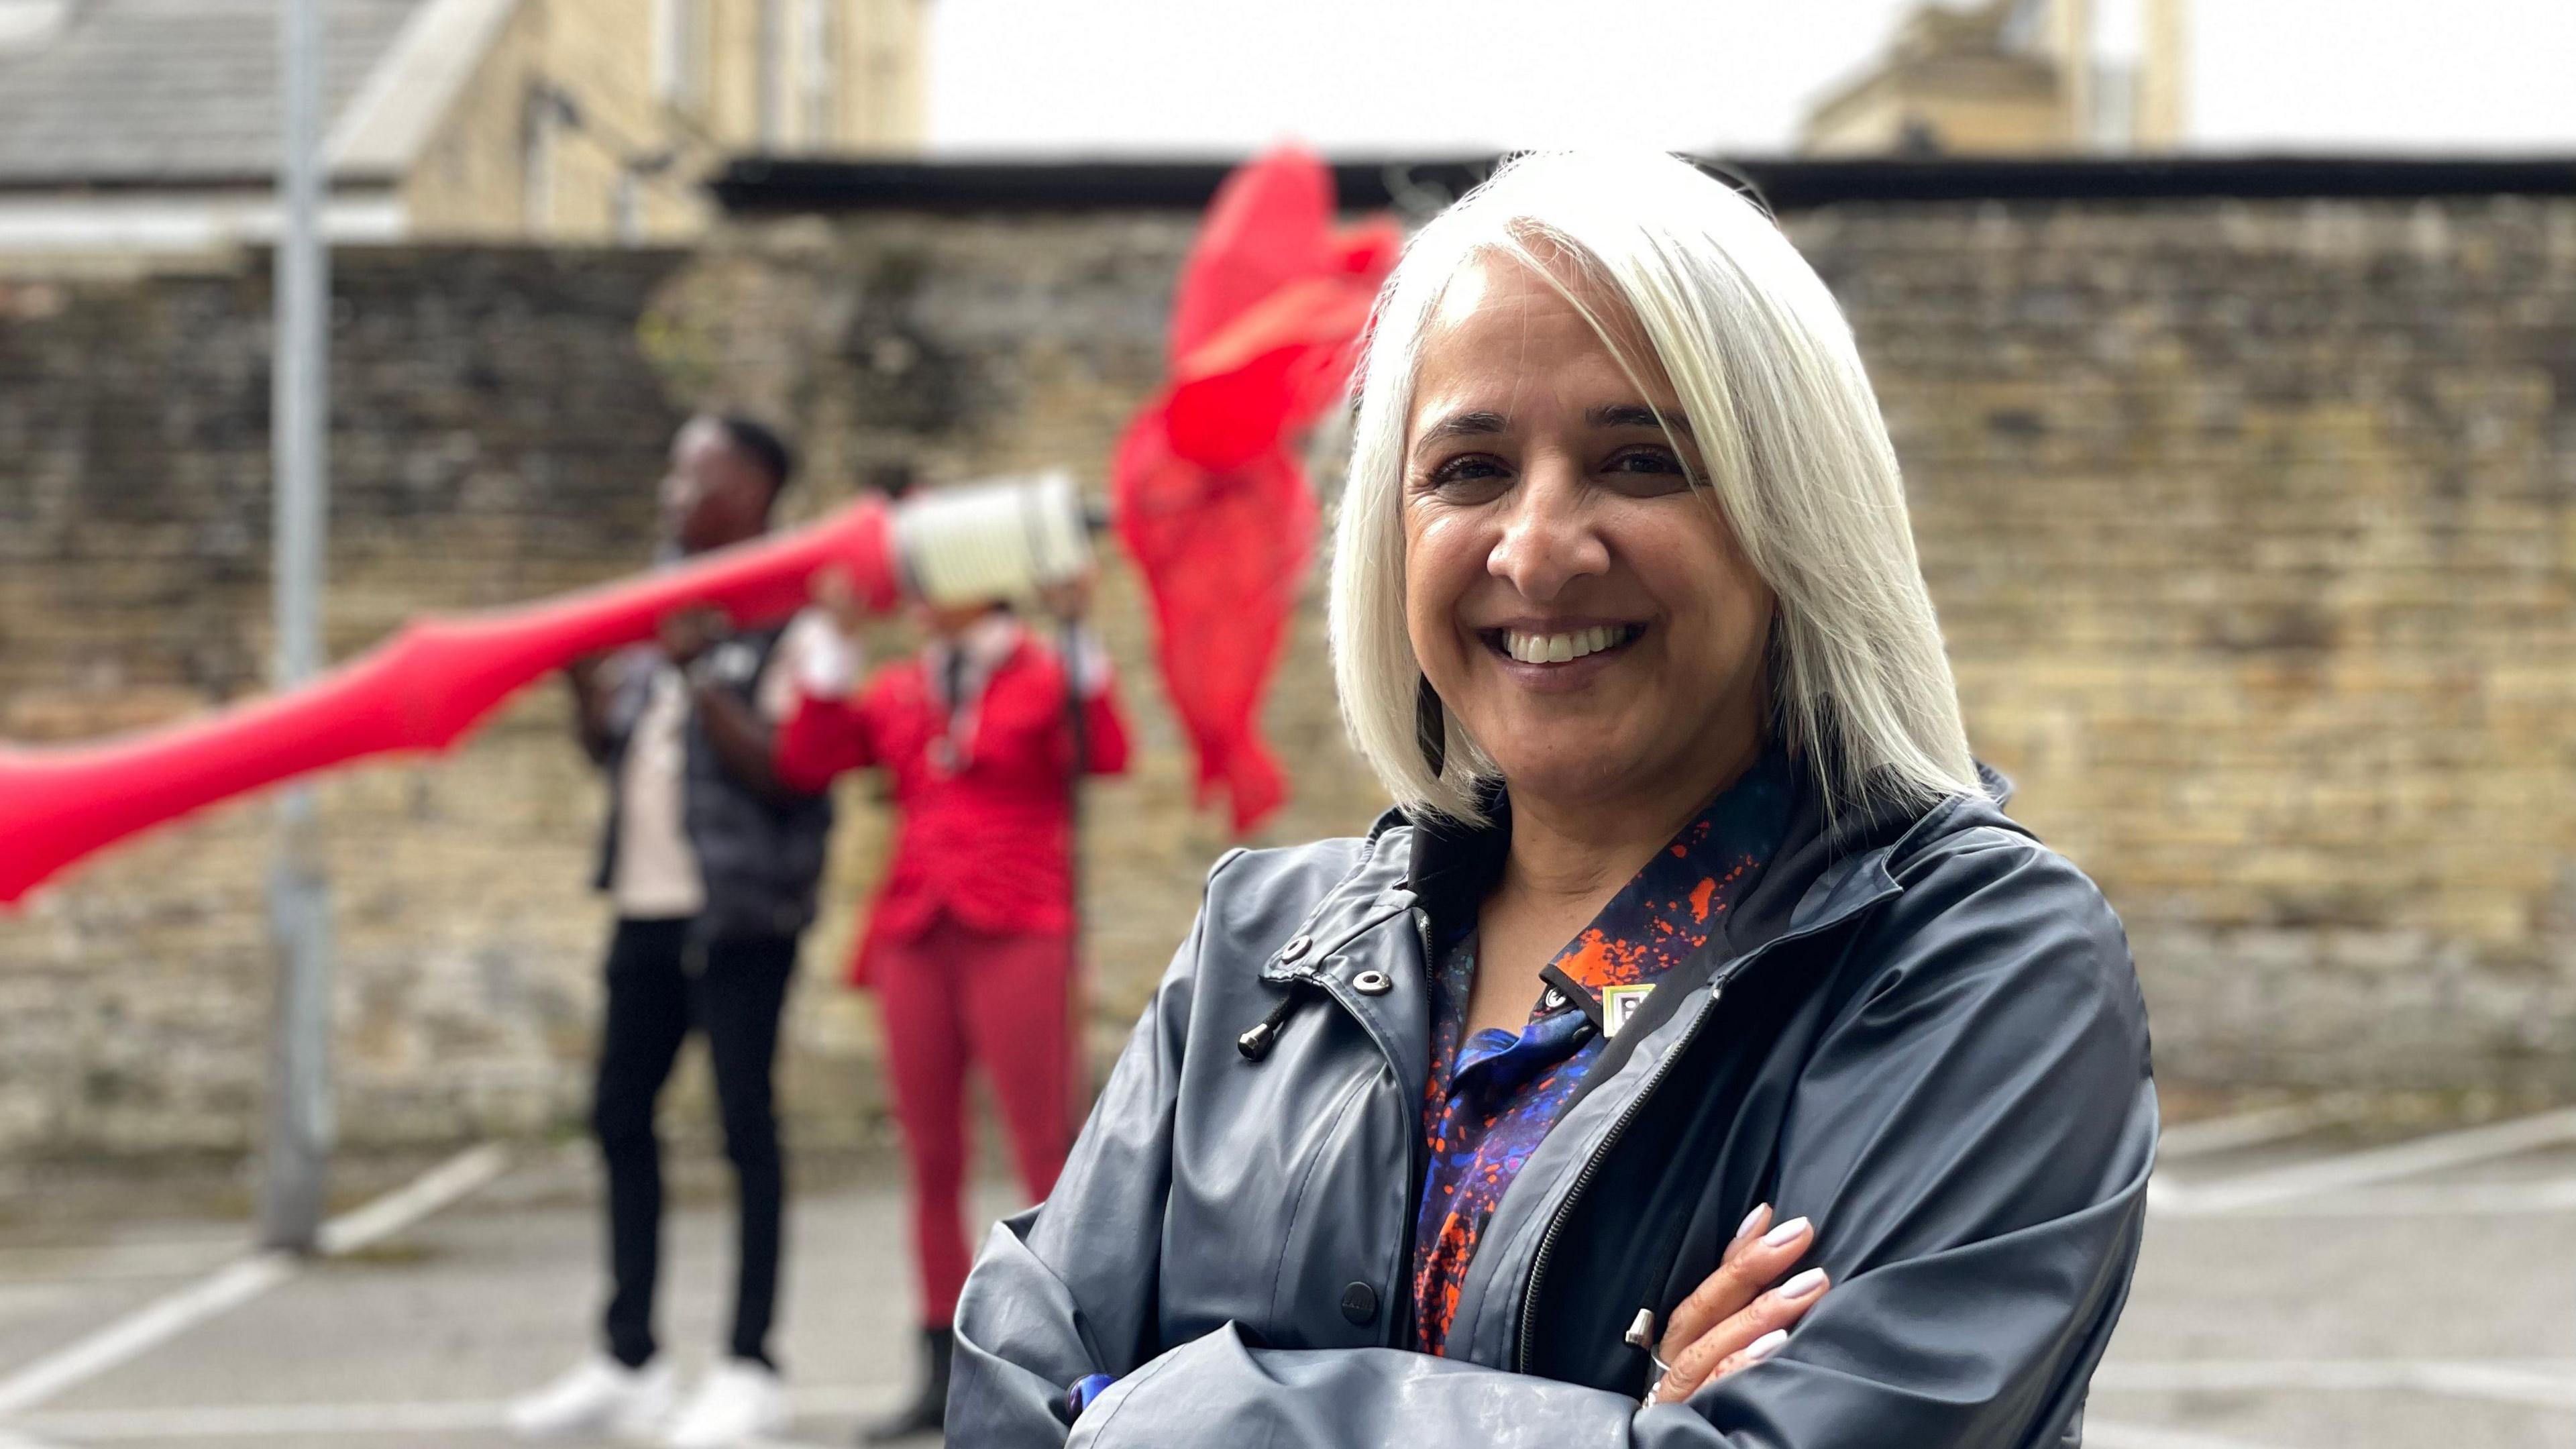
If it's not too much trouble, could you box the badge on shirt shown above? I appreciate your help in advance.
[1601,983,1655,1038]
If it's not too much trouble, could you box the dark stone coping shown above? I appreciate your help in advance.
[709,154,2576,217]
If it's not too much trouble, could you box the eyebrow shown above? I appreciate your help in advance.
[1410,402,1692,459]
[1411,409,1509,455]
[1587,403,1692,437]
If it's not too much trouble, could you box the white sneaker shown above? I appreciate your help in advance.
[662,1358,792,1448]
[505,1353,678,1440]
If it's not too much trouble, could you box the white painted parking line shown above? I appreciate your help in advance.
[315,1144,508,1256]
[2096,1358,2576,1411]
[2156,1101,2353,1163]
[0,1145,508,1421]
[0,1256,295,1419]
[2085,1421,2292,1449]
[13,1385,900,1440]
[2151,1106,2576,1216]
[2210,1177,2576,1217]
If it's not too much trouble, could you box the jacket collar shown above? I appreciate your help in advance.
[1256,824,1420,986]
[1313,756,2022,977]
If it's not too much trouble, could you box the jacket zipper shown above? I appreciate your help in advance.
[1389,904,1438,1350]
[1510,902,1882,1375]
[1513,979,1725,1373]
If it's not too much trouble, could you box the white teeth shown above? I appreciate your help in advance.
[1504,626,1629,664]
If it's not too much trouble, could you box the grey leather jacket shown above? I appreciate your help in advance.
[951,771,2155,1448]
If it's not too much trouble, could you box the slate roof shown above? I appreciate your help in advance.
[0,0,423,186]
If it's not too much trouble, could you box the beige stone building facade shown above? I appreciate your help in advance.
[0,0,926,261]
[1802,0,2186,157]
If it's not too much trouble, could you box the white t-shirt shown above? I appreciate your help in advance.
[610,608,835,921]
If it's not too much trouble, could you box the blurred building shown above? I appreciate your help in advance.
[0,0,924,264]
[1802,0,2185,156]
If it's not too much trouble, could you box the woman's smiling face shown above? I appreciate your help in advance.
[1401,252,1776,812]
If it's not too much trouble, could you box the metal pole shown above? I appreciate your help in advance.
[259,0,333,1253]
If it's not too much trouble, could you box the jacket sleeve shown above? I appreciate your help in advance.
[1073,678,1131,777]
[1034,835,2157,1449]
[772,690,877,795]
[946,854,1222,1446]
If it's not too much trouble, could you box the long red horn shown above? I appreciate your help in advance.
[0,499,902,907]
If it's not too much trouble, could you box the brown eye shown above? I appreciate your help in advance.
[1602,448,1690,494]
[1421,454,1512,499]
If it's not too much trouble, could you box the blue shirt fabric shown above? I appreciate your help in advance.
[1407,753,1792,1354]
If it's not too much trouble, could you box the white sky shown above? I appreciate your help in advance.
[924,0,2576,157]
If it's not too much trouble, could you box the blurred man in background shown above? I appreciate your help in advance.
[776,549,1130,1444]
[510,415,835,1448]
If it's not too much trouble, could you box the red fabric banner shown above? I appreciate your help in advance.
[1114,147,1399,833]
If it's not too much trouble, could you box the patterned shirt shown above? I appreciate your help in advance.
[1407,753,1792,1354]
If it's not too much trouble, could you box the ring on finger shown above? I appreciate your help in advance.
[1642,1348,1677,1405]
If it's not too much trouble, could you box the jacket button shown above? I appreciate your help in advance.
[1351,969,1391,996]
[1281,934,1313,963]
[1339,1281,1378,1325]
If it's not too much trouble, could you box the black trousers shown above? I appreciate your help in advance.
[591,918,798,1369]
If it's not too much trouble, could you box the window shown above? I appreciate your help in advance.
[759,0,784,147]
[522,87,560,233]
[613,170,643,246]
[654,0,712,113]
[798,0,837,146]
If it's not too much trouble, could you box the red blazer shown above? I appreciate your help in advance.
[775,633,1130,985]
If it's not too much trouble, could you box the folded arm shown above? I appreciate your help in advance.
[954,838,2154,1449]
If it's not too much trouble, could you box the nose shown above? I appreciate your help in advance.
[1486,458,1607,602]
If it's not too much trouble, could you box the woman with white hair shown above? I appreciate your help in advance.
[948,150,2154,1448]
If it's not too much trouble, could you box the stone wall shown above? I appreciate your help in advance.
[3,191,2573,1158]
[1817,197,2576,1091]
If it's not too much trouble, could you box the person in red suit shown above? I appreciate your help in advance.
[774,561,1130,1442]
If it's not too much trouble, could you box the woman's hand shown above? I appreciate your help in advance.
[810,564,868,637]
[1646,1204,1829,1406]
[656,606,727,668]
[1037,566,1096,623]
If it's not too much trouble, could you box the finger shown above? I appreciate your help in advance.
[1656,1271,1825,1403]
[1657,1203,1770,1354]
[1675,1271,1829,1393]
[1657,1213,1814,1362]
[814,567,868,631]
[1709,1328,1788,1381]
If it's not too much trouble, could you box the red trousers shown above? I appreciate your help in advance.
[873,914,1076,1327]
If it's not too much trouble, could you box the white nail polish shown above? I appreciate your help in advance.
[1740,1330,1788,1364]
[1760,1216,1811,1248]
[1776,1268,1826,1300]
[1733,1204,1768,1241]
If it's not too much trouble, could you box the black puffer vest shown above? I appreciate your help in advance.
[593,623,833,943]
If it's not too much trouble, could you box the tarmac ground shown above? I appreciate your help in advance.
[0,1097,2569,1449]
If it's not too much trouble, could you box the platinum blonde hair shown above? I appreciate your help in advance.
[1328,149,1981,824]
